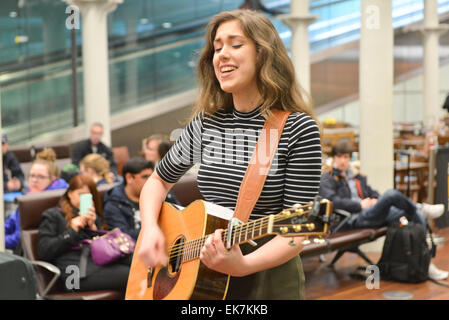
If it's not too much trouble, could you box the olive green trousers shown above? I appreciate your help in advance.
[225,236,306,300]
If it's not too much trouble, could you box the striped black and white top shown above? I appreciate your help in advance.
[156,106,322,219]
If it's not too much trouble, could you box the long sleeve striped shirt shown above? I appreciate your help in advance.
[156,105,322,219]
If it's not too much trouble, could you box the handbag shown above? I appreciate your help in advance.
[89,228,136,266]
[75,228,136,266]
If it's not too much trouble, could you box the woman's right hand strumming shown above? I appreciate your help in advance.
[137,224,168,268]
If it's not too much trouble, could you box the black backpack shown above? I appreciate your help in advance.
[377,221,434,283]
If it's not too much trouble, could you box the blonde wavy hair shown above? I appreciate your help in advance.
[80,153,112,184]
[192,9,316,121]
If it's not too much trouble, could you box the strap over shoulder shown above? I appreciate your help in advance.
[233,109,291,222]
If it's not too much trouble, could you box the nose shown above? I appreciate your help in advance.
[217,45,230,60]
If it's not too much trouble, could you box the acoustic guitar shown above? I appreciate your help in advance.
[125,197,333,300]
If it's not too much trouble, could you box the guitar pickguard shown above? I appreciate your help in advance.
[153,266,181,300]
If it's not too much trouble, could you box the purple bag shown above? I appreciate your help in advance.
[76,228,136,266]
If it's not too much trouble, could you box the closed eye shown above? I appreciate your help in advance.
[214,44,243,53]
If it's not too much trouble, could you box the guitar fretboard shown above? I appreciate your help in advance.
[176,216,271,263]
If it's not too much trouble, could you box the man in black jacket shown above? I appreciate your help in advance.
[2,134,25,193]
[320,140,448,280]
[320,141,445,231]
[103,157,180,240]
[71,122,117,174]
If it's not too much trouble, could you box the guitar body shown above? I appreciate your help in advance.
[125,200,230,300]
[125,197,333,300]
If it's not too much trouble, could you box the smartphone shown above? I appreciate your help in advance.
[79,193,93,216]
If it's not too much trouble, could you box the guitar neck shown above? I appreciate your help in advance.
[180,216,272,263]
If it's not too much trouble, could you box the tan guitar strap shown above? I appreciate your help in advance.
[232,109,291,223]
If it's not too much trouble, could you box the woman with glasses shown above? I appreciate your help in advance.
[4,148,68,251]
[29,148,69,192]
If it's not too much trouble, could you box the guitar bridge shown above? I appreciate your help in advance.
[147,267,153,288]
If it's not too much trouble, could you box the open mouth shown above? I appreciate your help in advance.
[220,66,237,73]
[218,65,237,79]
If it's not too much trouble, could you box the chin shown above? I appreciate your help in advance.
[219,85,234,93]
[218,80,238,93]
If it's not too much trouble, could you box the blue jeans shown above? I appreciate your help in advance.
[353,189,426,229]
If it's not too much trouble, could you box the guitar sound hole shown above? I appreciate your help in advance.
[168,236,185,275]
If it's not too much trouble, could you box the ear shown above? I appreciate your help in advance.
[125,172,133,184]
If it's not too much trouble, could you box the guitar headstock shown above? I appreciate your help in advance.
[269,196,333,243]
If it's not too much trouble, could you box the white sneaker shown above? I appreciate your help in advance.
[428,263,449,280]
[420,203,445,220]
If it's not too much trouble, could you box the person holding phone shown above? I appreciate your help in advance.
[38,174,131,292]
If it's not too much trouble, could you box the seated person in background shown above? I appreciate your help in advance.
[4,148,68,251]
[143,134,195,179]
[319,140,448,280]
[61,163,80,184]
[38,174,131,292]
[79,153,120,186]
[103,157,155,240]
[156,140,181,205]
[142,134,165,164]
[34,148,69,190]
[150,133,200,177]
[103,157,179,239]
[71,122,117,175]
[157,139,173,161]
[2,133,25,193]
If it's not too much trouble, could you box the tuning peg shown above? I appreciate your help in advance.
[293,225,302,232]
[306,223,315,231]
[302,237,311,245]
[313,237,326,244]
[280,227,289,234]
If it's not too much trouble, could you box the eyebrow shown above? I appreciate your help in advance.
[213,34,246,43]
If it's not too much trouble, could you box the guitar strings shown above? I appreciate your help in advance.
[167,209,319,261]
[167,204,312,255]
[165,203,318,259]
[167,217,271,260]
[167,210,315,260]
[167,218,265,259]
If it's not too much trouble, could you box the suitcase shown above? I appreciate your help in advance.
[0,251,38,300]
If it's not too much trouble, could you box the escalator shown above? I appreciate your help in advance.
[1,0,449,145]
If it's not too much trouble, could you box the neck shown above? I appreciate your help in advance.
[124,185,139,203]
[232,89,262,113]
